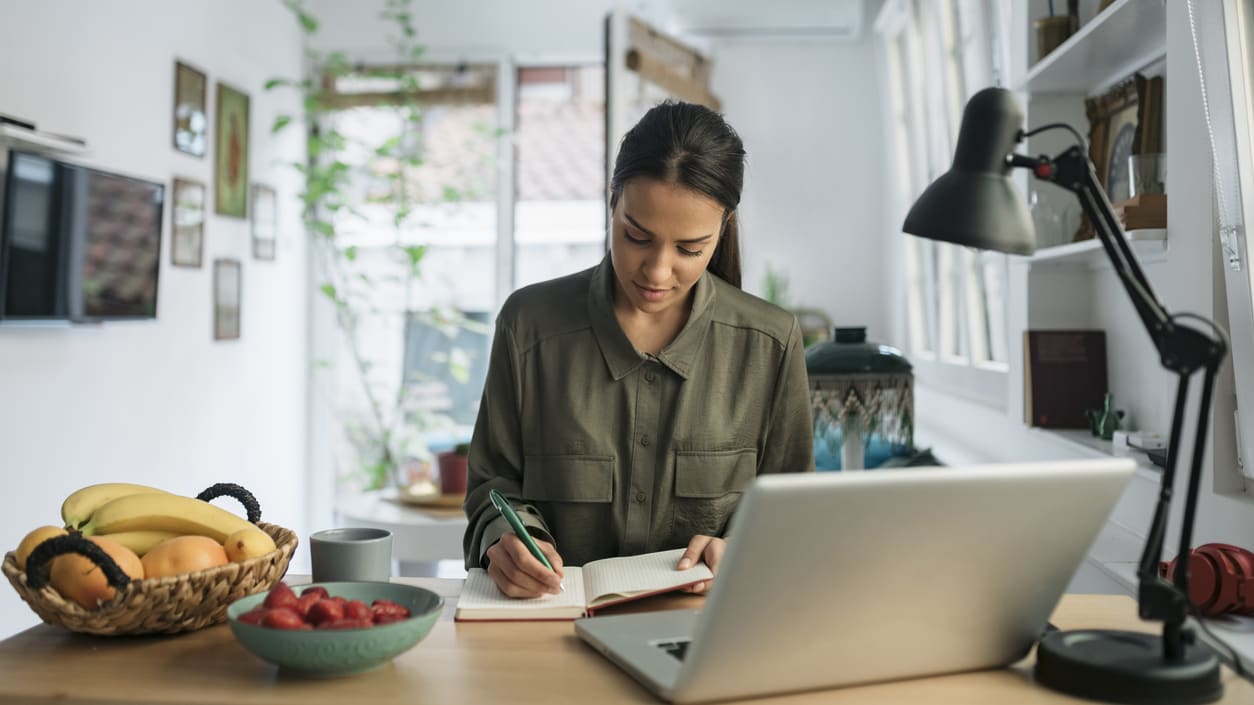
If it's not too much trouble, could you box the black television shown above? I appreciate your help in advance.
[0,151,164,322]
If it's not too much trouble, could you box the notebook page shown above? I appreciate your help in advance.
[583,549,714,605]
[457,566,586,615]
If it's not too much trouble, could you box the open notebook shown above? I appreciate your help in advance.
[455,548,714,621]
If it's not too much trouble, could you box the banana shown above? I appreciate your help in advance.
[61,482,171,530]
[100,530,182,557]
[79,493,256,543]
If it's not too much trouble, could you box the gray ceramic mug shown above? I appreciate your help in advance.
[309,528,393,582]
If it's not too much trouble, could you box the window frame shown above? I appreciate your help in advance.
[876,0,1009,408]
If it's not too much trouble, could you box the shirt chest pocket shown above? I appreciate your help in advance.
[671,449,757,538]
[522,455,615,502]
[674,449,757,497]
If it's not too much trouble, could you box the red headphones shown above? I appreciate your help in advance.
[1160,543,1254,617]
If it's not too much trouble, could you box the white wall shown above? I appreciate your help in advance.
[712,40,886,337]
[0,1,309,637]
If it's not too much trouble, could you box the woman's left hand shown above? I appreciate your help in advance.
[676,534,726,594]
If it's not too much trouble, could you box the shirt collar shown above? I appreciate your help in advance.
[587,254,717,381]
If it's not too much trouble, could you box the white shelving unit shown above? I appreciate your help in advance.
[1017,0,1167,94]
[1024,228,1167,268]
[0,122,88,157]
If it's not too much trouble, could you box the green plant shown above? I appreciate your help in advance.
[763,264,790,307]
[268,0,482,490]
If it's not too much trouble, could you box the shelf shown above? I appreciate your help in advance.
[1031,428,1161,480]
[1016,0,1166,94]
[0,122,88,156]
[1021,228,1167,268]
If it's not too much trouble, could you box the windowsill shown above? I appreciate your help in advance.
[911,358,1008,412]
[1029,428,1163,481]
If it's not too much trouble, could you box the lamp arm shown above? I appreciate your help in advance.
[1015,147,1173,340]
[1015,145,1229,661]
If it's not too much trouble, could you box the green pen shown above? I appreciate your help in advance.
[489,488,564,592]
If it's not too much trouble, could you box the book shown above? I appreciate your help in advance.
[454,548,714,621]
[1023,330,1108,429]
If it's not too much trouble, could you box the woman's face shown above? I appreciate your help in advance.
[609,178,725,316]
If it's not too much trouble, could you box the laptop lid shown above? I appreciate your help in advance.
[660,459,1135,702]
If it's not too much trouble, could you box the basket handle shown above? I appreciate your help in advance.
[23,534,132,591]
[195,483,263,524]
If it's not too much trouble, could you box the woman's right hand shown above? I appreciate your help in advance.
[486,532,565,598]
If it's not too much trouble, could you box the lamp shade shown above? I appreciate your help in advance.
[902,87,1037,256]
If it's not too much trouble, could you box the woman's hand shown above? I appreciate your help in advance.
[486,532,565,598]
[676,534,726,594]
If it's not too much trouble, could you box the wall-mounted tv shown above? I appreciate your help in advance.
[0,151,164,322]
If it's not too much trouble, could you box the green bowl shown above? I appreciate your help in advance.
[227,581,443,676]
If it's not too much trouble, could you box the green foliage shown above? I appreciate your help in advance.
[763,265,789,307]
[269,0,477,491]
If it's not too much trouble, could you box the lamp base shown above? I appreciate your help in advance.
[1035,629,1222,705]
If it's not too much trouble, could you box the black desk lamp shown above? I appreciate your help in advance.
[903,87,1228,705]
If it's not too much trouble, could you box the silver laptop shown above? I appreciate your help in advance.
[575,458,1135,703]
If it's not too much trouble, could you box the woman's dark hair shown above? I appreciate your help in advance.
[609,100,745,288]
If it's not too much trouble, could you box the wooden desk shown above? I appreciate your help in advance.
[0,580,1250,705]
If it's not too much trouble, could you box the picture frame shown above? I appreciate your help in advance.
[213,258,242,341]
[170,177,206,268]
[1076,73,1164,239]
[250,184,277,261]
[173,61,207,157]
[214,82,250,218]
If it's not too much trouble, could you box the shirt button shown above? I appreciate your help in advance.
[645,371,657,383]
[635,492,647,503]
[640,435,651,446]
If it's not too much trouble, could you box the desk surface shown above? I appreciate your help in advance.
[0,581,1250,705]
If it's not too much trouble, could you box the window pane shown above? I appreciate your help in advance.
[981,252,1008,364]
[905,237,935,354]
[962,248,990,363]
[328,64,499,489]
[937,243,965,361]
[514,65,606,288]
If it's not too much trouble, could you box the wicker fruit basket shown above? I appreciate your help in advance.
[1,485,297,636]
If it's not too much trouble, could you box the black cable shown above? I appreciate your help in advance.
[1170,311,1232,349]
[1186,599,1247,679]
[1020,122,1087,147]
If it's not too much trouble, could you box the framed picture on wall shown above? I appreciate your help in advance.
[251,184,277,261]
[173,61,207,157]
[214,82,250,218]
[214,258,241,340]
[170,177,206,268]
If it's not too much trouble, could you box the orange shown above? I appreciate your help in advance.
[48,536,144,610]
[141,535,228,579]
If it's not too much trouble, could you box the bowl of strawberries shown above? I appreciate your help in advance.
[227,581,443,676]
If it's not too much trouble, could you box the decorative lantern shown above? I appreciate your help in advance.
[805,327,913,470]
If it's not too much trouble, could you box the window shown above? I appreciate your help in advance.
[318,61,609,488]
[322,63,501,486]
[876,0,1008,404]
[514,65,606,288]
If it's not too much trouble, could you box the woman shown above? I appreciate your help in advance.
[462,101,814,598]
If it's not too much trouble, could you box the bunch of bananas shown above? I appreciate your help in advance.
[46,481,275,560]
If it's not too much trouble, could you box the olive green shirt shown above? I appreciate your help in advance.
[463,255,815,569]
